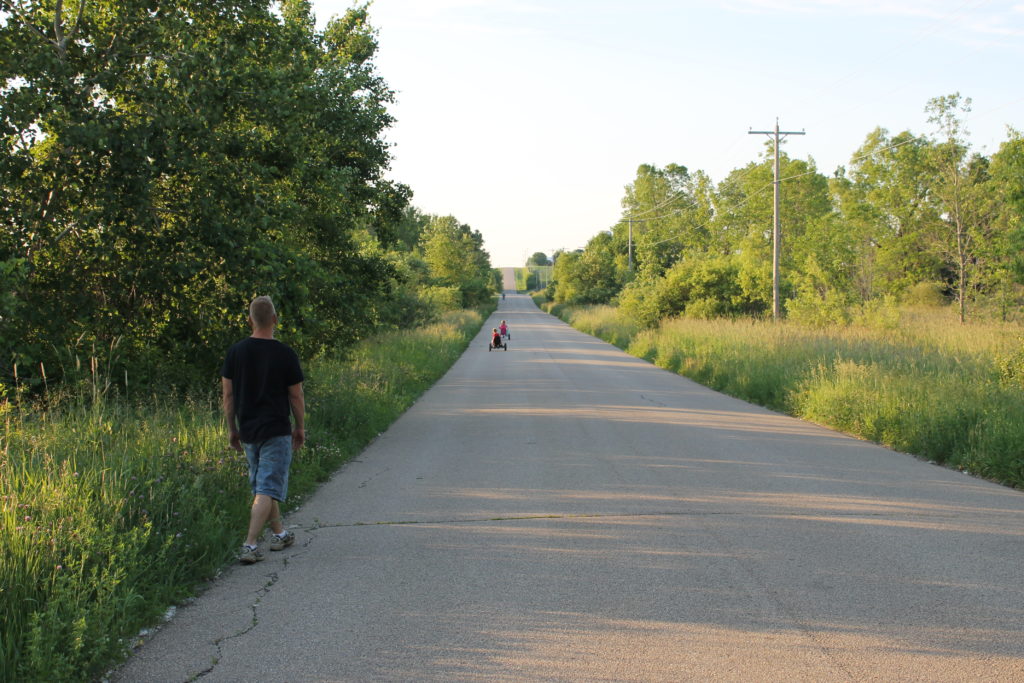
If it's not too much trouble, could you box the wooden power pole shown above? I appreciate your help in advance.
[749,119,805,321]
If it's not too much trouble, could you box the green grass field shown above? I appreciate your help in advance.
[543,302,1024,490]
[0,309,487,682]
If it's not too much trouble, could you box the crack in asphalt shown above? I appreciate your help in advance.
[357,466,390,489]
[191,570,279,681]
[173,528,316,682]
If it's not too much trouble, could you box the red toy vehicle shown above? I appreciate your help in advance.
[489,329,507,351]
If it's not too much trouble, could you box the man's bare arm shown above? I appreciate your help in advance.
[222,377,242,452]
[288,382,305,450]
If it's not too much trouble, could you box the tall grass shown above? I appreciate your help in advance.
[548,304,1024,489]
[559,304,639,351]
[0,309,486,682]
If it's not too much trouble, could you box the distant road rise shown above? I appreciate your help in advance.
[501,267,516,292]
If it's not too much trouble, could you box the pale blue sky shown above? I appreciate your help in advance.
[312,0,1024,267]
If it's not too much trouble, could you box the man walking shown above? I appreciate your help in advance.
[222,295,306,564]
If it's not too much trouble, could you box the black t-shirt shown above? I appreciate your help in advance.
[221,337,304,443]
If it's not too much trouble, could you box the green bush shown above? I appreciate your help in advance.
[850,295,902,329]
[619,256,759,328]
[996,338,1024,389]
[786,288,851,327]
[617,277,662,329]
[903,281,950,307]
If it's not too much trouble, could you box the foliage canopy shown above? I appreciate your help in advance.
[542,94,1024,327]
[0,0,495,392]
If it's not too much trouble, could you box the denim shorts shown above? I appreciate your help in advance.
[243,434,292,501]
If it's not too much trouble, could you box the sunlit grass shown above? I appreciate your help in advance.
[558,304,639,350]
[0,308,486,682]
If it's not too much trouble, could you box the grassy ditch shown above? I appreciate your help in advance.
[544,303,1024,490]
[0,308,486,682]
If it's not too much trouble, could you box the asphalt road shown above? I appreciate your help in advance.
[116,291,1024,682]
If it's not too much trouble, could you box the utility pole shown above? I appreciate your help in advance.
[749,119,805,321]
[627,217,633,271]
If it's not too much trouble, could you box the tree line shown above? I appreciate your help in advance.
[0,0,495,393]
[546,94,1024,327]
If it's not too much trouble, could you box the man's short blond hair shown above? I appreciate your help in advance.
[249,296,277,329]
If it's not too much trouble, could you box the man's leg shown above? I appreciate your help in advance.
[267,499,284,535]
[243,435,291,548]
[246,494,276,547]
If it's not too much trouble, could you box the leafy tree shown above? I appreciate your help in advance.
[389,206,433,252]
[616,164,714,278]
[843,128,941,297]
[711,150,830,314]
[785,252,854,327]
[549,232,621,305]
[548,248,578,303]
[619,254,758,327]
[0,0,404,388]
[978,129,1024,318]
[420,215,493,308]
[526,251,550,266]
[924,93,1001,323]
[787,205,859,312]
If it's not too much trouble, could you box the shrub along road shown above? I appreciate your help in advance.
[116,294,1024,682]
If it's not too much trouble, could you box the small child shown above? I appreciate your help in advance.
[491,328,502,348]
[499,320,508,339]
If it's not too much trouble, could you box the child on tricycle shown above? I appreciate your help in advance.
[489,327,507,351]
